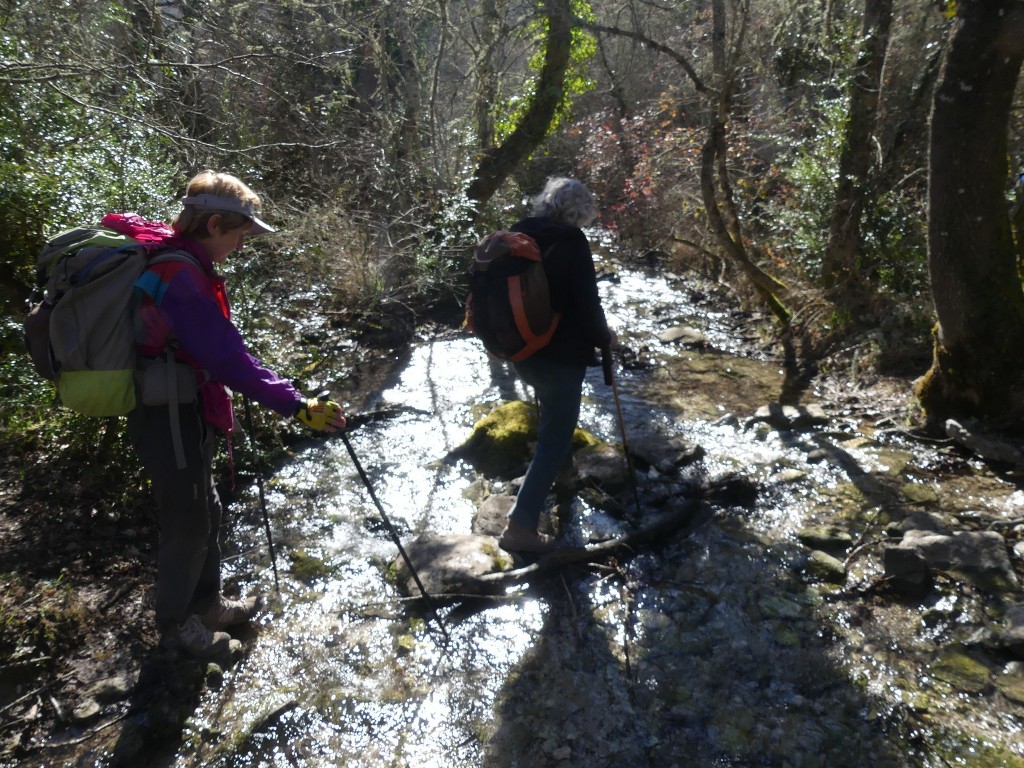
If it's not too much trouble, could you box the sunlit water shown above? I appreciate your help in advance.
[165,252,1022,767]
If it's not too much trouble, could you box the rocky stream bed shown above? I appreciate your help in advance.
[2,260,1024,768]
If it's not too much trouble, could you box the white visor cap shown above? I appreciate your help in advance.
[181,193,276,235]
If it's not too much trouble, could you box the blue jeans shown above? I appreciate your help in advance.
[508,357,587,530]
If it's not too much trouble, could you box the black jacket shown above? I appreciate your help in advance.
[510,216,612,366]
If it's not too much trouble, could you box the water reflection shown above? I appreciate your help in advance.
[173,258,1022,766]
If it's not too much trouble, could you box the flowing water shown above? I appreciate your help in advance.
[147,241,1023,767]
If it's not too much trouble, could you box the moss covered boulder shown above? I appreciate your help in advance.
[452,400,600,479]
[453,401,539,478]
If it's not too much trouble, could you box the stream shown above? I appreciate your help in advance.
[119,240,1024,767]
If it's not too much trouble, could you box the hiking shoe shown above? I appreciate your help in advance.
[201,594,260,631]
[161,615,233,658]
[498,521,558,553]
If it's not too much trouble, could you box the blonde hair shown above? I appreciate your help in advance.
[172,170,263,238]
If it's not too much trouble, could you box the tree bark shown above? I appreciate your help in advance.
[822,0,893,296]
[916,0,1024,430]
[465,0,573,214]
[702,0,791,324]
[473,0,501,151]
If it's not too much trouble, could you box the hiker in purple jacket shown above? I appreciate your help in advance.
[116,170,345,659]
[498,177,616,553]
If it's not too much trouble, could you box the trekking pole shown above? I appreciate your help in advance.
[242,396,280,593]
[602,346,642,518]
[339,430,451,644]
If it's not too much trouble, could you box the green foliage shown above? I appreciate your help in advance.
[765,94,845,279]
[0,54,176,294]
[762,85,927,296]
[494,0,597,143]
[0,315,145,508]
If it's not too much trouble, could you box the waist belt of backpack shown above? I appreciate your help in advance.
[148,346,209,471]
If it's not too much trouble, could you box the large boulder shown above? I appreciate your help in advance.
[894,529,1018,592]
[451,401,538,478]
[393,534,513,597]
[451,400,600,479]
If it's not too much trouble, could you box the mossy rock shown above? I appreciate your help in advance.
[931,648,990,694]
[454,400,538,478]
[453,400,599,479]
[288,549,335,584]
[996,669,1024,705]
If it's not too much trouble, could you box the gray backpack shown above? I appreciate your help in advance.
[24,226,197,417]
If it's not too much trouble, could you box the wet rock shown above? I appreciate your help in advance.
[803,550,847,584]
[575,443,632,493]
[111,720,148,765]
[946,419,1024,467]
[805,448,831,464]
[700,471,758,507]
[71,698,102,724]
[86,673,133,703]
[658,325,707,346]
[746,402,827,430]
[758,594,807,620]
[577,486,628,517]
[393,534,513,596]
[206,663,226,690]
[883,546,932,598]
[987,605,1024,659]
[891,511,950,536]
[629,430,705,473]
[710,413,740,428]
[289,549,335,583]
[900,482,939,504]
[900,529,1019,592]
[461,476,493,506]
[769,468,807,483]
[473,494,514,536]
[931,647,991,694]
[996,662,1024,704]
[797,525,854,553]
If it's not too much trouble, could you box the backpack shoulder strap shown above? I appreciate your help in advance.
[148,248,202,268]
[135,249,203,303]
[134,249,204,472]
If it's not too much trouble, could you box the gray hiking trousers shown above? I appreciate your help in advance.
[127,400,222,630]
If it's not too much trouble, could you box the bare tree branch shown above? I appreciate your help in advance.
[572,17,709,93]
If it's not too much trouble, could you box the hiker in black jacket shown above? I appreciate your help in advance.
[498,177,615,553]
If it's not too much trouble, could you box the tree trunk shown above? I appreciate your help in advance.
[474,0,501,151]
[465,0,573,214]
[702,0,791,325]
[916,0,1024,430]
[822,0,893,296]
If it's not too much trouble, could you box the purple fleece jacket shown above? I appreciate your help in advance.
[102,211,305,428]
[155,261,305,418]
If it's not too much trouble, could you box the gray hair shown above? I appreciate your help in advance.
[530,177,597,228]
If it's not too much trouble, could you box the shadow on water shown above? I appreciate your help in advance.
[480,366,911,767]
